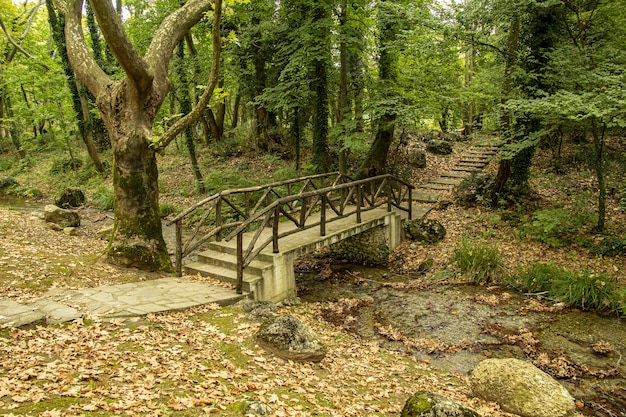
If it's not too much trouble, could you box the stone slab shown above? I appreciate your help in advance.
[412,192,440,203]
[29,299,81,324]
[0,297,45,327]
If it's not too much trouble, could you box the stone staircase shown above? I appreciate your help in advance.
[413,143,500,204]
[184,241,273,295]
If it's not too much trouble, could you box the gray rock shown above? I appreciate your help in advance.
[96,225,114,240]
[44,205,80,228]
[55,188,86,208]
[401,391,479,417]
[238,299,278,322]
[409,150,427,168]
[246,400,273,416]
[426,140,453,155]
[28,299,81,324]
[405,219,446,243]
[469,358,577,417]
[256,314,327,362]
[329,225,390,265]
[63,227,78,236]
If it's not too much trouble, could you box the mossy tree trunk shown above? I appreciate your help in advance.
[56,0,221,271]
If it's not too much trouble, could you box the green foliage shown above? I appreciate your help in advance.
[455,172,495,208]
[506,262,570,293]
[551,271,618,313]
[590,236,626,257]
[506,262,622,315]
[158,202,180,218]
[49,157,82,175]
[451,237,503,284]
[520,207,594,247]
[91,185,114,210]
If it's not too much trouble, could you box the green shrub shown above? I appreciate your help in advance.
[506,262,571,293]
[591,236,626,257]
[505,262,622,315]
[49,157,82,174]
[551,270,618,313]
[520,207,594,247]
[455,172,494,208]
[451,237,503,284]
[91,185,114,210]
[159,202,180,218]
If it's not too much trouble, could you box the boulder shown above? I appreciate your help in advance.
[96,225,114,240]
[55,188,86,208]
[426,140,453,155]
[401,391,479,417]
[239,299,278,322]
[44,205,80,228]
[405,219,446,243]
[63,227,78,236]
[246,400,273,416]
[0,177,18,192]
[409,150,427,168]
[255,314,327,362]
[469,358,577,417]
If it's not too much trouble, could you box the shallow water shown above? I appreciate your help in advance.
[297,264,626,417]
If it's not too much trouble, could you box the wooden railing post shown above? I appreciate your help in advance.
[408,186,413,220]
[386,178,392,212]
[236,233,243,294]
[273,205,280,253]
[175,221,183,277]
[215,199,222,242]
[320,194,326,236]
[356,185,362,223]
[299,197,308,229]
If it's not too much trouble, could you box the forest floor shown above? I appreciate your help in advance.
[0,133,625,416]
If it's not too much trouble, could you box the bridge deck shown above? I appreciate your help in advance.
[215,206,406,259]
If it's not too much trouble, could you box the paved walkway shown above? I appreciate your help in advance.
[0,277,247,328]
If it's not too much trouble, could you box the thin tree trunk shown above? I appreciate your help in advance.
[176,39,205,193]
[592,117,606,232]
[231,90,240,129]
[337,0,349,175]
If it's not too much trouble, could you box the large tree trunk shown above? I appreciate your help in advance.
[56,0,219,272]
[99,81,171,271]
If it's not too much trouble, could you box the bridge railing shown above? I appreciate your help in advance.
[167,172,353,276]
[168,173,413,292]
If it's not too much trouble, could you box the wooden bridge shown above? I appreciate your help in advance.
[167,173,414,302]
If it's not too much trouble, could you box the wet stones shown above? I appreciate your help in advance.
[401,391,479,417]
[44,204,80,228]
[469,358,577,417]
[255,314,327,363]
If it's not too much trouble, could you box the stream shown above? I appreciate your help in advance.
[296,263,626,417]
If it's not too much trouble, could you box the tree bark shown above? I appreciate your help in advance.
[55,0,219,271]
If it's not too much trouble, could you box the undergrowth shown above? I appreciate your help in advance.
[451,237,503,284]
[507,262,623,315]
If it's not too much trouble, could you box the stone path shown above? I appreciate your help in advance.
[0,139,500,329]
[0,278,247,328]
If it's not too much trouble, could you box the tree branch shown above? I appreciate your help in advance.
[155,0,222,151]
[54,0,110,97]
[145,0,214,81]
[0,15,49,69]
[88,0,153,92]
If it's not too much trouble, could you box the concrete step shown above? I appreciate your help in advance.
[413,191,440,203]
[441,171,470,179]
[420,183,455,191]
[429,178,463,185]
[184,262,262,293]
[207,241,275,263]
[197,249,273,275]
[452,166,480,173]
